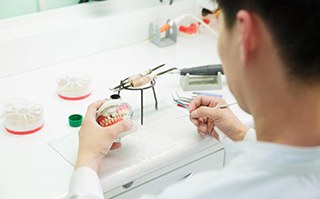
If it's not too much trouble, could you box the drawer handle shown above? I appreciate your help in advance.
[122,181,134,189]
[181,172,194,180]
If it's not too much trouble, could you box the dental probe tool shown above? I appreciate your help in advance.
[211,102,237,109]
[178,102,238,118]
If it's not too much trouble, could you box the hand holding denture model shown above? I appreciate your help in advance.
[96,94,133,127]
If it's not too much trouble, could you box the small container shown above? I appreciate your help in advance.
[68,114,83,127]
[1,99,44,135]
[56,73,92,100]
[96,94,133,129]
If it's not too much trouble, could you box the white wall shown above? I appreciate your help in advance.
[0,0,196,78]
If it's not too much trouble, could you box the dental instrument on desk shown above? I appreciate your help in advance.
[192,91,223,98]
[173,98,189,109]
[176,64,224,91]
[110,64,165,91]
[167,64,223,76]
[178,64,223,76]
[172,91,222,109]
[174,91,193,103]
[111,63,223,92]
[110,64,177,92]
[172,93,190,109]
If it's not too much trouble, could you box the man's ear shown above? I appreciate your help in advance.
[236,10,258,66]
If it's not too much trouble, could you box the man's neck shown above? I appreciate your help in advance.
[254,86,320,147]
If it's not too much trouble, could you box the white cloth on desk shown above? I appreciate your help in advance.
[68,129,320,199]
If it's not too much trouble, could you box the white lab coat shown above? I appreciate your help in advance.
[68,129,320,199]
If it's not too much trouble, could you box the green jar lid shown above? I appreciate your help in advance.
[68,114,83,127]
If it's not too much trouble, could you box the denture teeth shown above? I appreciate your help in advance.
[98,105,131,127]
[102,119,107,127]
[116,110,120,116]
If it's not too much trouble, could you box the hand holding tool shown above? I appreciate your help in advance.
[178,102,238,118]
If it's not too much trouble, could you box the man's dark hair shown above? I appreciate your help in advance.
[217,0,320,84]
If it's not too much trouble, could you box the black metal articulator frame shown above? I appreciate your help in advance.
[118,80,158,125]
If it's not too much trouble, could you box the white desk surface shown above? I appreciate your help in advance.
[0,34,253,199]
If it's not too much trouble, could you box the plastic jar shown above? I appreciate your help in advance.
[1,99,44,135]
[56,73,92,100]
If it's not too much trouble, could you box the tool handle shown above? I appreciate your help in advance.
[180,64,223,76]
[131,75,153,87]
[128,74,143,81]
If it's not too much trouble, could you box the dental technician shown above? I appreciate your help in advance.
[69,0,320,198]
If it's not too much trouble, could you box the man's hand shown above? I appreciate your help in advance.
[75,100,133,172]
[189,96,249,141]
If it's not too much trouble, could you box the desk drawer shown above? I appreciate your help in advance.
[104,148,224,199]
